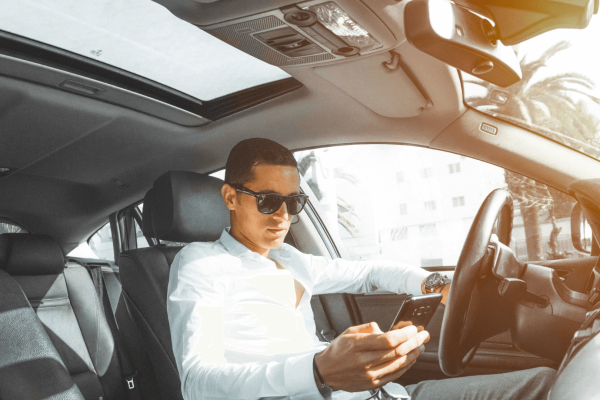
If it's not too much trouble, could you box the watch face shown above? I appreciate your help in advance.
[425,272,442,288]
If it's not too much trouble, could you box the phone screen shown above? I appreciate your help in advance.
[388,293,442,332]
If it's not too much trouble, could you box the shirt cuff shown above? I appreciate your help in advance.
[284,351,323,400]
[406,266,431,296]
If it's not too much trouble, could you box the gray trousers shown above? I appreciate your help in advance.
[404,367,556,400]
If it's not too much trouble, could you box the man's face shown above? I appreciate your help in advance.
[223,164,300,254]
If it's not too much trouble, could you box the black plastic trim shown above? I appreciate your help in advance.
[0,30,303,121]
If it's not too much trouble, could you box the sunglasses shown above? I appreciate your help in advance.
[229,184,309,215]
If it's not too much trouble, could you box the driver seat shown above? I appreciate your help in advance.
[119,171,229,399]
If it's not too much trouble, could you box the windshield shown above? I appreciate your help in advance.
[1,0,290,101]
[463,17,600,160]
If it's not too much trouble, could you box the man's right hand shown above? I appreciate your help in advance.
[314,322,429,392]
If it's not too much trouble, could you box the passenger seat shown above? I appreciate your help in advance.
[0,233,128,399]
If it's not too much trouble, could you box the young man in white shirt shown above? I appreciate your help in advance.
[167,138,555,400]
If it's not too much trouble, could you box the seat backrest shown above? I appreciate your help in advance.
[119,171,229,400]
[0,267,85,400]
[0,233,127,400]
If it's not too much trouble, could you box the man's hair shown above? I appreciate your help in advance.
[225,138,298,186]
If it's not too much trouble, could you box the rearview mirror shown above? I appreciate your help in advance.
[404,0,522,87]
[571,203,594,254]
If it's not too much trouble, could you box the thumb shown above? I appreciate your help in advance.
[344,321,383,335]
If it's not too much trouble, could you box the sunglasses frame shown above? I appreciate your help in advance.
[229,183,309,215]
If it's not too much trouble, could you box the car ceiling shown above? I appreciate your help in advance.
[1,0,599,252]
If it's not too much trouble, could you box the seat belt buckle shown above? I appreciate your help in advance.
[125,371,138,390]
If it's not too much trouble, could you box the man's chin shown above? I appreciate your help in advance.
[263,230,287,249]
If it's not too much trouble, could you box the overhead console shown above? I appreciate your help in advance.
[201,1,396,67]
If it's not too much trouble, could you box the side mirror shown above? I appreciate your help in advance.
[404,0,522,88]
[571,203,594,254]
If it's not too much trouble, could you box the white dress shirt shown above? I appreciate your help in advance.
[167,228,430,400]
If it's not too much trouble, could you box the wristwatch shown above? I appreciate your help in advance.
[313,354,333,399]
[424,272,451,293]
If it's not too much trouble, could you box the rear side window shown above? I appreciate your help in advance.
[88,223,115,261]
[0,221,27,234]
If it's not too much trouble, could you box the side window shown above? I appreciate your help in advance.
[87,222,115,261]
[295,145,579,266]
[135,203,187,248]
[0,221,27,234]
[135,204,150,249]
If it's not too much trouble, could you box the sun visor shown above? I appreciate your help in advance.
[314,53,429,118]
[0,0,296,104]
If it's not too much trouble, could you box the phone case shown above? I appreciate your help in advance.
[388,293,442,332]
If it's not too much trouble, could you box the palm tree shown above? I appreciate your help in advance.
[466,41,600,260]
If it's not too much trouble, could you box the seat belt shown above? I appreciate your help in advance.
[312,295,338,343]
[88,266,142,400]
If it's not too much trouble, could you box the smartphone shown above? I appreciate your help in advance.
[388,293,442,332]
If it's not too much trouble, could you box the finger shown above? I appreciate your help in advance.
[344,322,384,335]
[355,346,407,369]
[355,325,418,351]
[375,356,419,387]
[357,332,426,368]
[367,346,424,385]
[395,330,429,356]
[423,330,431,343]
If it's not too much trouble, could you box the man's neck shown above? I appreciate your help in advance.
[229,227,270,258]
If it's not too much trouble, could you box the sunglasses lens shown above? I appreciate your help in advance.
[257,194,284,214]
[286,196,308,215]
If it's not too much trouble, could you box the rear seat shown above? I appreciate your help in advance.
[0,267,85,399]
[0,233,131,399]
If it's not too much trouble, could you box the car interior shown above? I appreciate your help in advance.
[1,0,600,399]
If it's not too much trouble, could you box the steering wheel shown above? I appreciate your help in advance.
[439,189,514,376]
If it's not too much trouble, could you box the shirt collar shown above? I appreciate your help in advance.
[218,228,292,265]
[219,228,252,258]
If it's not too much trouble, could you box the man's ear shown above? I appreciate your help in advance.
[221,183,237,211]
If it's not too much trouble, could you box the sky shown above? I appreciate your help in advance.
[0,0,290,101]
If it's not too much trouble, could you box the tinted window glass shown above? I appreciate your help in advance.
[0,222,26,234]
[88,223,115,261]
[296,145,580,266]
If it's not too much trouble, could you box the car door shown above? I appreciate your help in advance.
[293,144,596,385]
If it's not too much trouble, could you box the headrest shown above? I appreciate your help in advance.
[151,171,230,243]
[0,234,65,276]
[141,189,156,237]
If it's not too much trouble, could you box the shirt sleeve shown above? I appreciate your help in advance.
[167,244,324,400]
[311,256,430,297]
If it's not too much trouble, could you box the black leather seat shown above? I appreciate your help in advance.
[119,171,229,400]
[0,233,127,400]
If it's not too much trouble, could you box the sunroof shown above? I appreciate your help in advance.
[1,0,291,101]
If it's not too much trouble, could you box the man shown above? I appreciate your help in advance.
[167,138,555,400]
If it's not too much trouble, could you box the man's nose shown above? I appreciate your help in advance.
[273,201,290,219]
